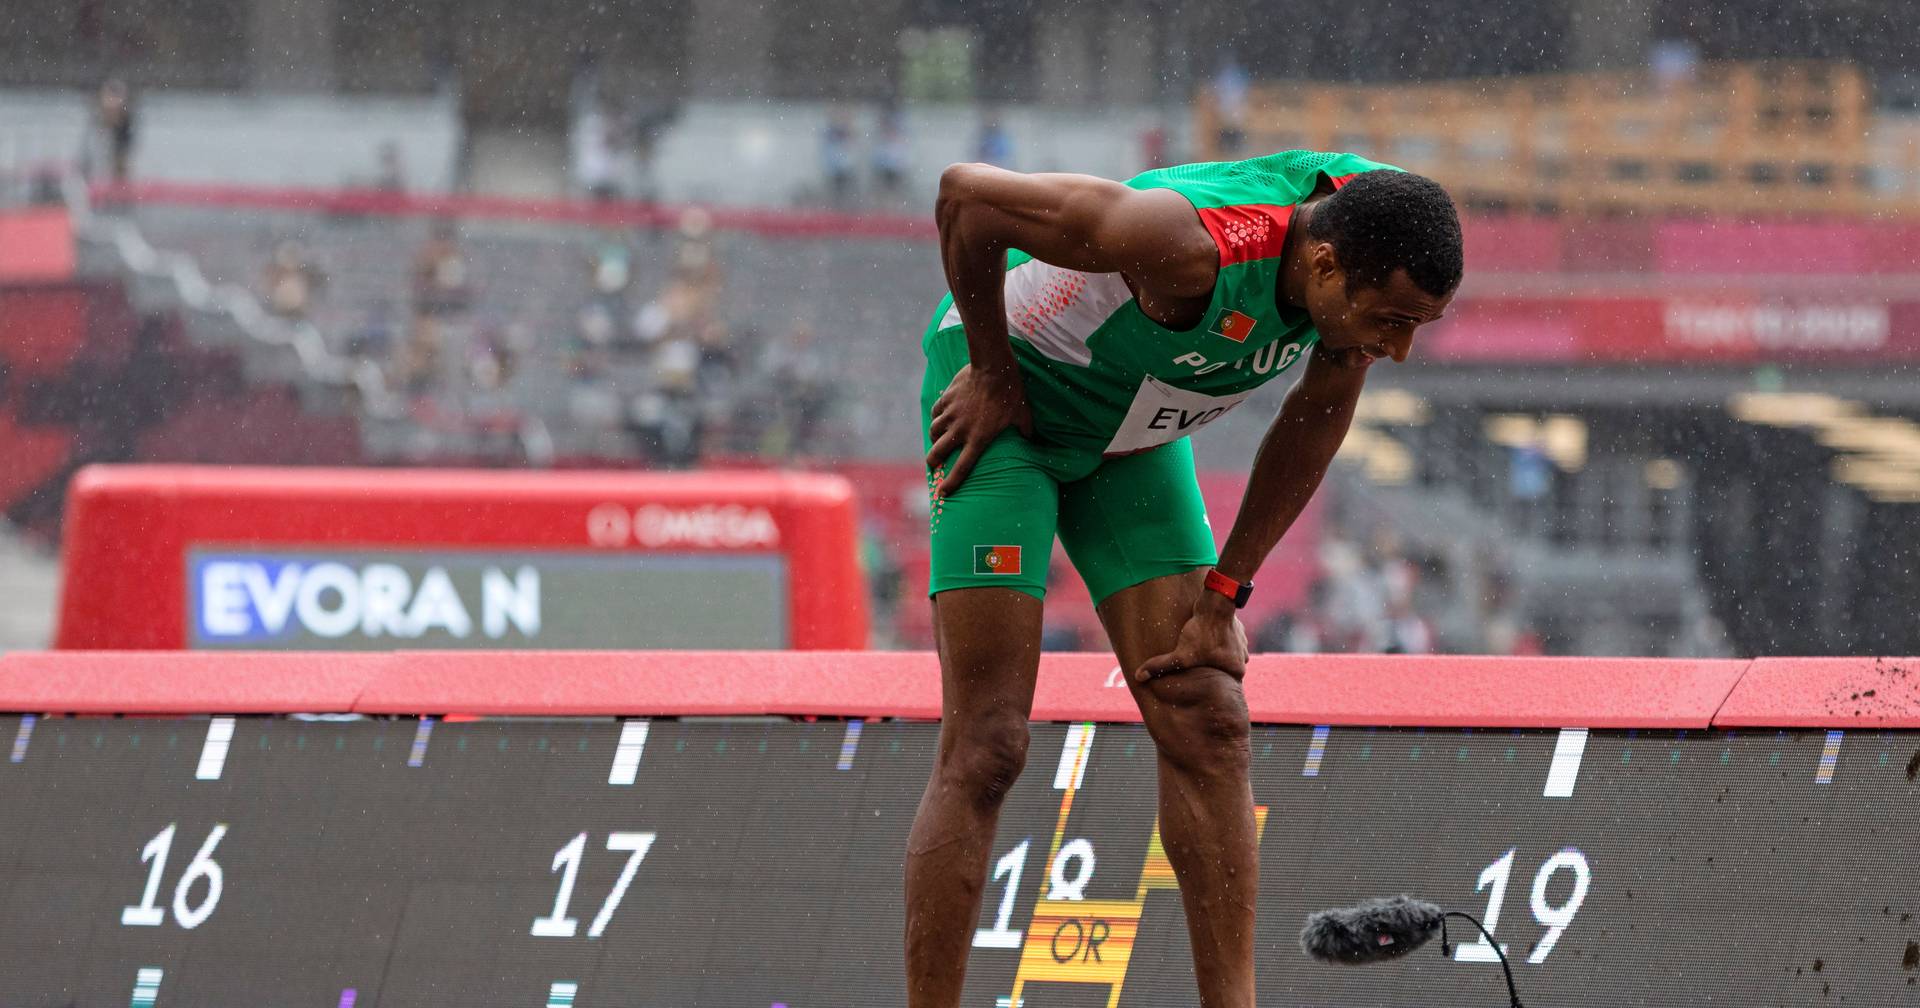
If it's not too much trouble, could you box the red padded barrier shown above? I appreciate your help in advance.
[0,651,1810,729]
[1234,654,1743,729]
[1713,656,1920,728]
[357,651,945,719]
[0,652,381,714]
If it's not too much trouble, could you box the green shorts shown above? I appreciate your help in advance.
[921,328,1218,605]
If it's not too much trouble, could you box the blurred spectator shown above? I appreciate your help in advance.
[393,314,444,395]
[468,319,517,392]
[576,107,621,201]
[94,78,136,183]
[1251,609,1295,654]
[1508,438,1551,535]
[574,233,635,376]
[652,330,701,393]
[690,320,742,455]
[671,208,722,299]
[590,235,632,298]
[412,220,472,318]
[860,522,906,648]
[1278,525,1448,654]
[1479,568,1542,656]
[1385,598,1434,654]
[262,240,325,321]
[759,323,833,457]
[1318,538,1388,651]
[822,111,856,204]
[873,105,910,198]
[1287,580,1331,652]
[634,102,675,202]
[976,112,1014,168]
[635,210,723,343]
[374,141,406,192]
[628,388,701,467]
[345,300,398,362]
[695,321,741,398]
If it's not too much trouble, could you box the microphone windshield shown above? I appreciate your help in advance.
[1300,895,1445,965]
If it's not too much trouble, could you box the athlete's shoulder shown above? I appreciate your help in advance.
[1125,150,1403,209]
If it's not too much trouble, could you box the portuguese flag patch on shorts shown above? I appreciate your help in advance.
[973,545,1022,575]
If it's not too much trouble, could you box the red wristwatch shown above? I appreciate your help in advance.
[1203,568,1254,609]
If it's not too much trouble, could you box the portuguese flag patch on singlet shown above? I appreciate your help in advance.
[1210,309,1258,343]
[973,545,1023,575]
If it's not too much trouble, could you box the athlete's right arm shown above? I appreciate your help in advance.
[927,163,1217,494]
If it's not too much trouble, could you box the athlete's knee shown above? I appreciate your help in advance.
[935,717,1030,806]
[1141,667,1251,773]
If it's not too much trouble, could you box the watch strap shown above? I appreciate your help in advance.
[1203,568,1253,608]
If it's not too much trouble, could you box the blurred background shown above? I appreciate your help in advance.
[2,0,1918,657]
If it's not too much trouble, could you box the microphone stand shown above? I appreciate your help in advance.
[1439,911,1524,1008]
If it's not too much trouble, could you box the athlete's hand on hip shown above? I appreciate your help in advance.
[1135,599,1248,683]
[926,364,1034,497]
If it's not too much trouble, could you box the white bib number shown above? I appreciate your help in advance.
[1102,376,1254,456]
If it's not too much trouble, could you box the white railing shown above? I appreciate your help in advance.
[59,169,399,415]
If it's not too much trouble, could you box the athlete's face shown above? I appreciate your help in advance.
[1304,248,1452,370]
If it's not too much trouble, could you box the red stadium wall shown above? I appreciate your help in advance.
[0,207,75,283]
[55,465,868,650]
[0,650,1913,728]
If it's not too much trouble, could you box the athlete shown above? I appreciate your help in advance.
[904,150,1463,1007]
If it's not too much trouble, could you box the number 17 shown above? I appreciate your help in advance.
[531,831,657,939]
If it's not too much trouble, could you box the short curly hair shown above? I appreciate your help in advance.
[1304,170,1462,298]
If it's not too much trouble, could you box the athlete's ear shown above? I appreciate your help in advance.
[1309,241,1342,285]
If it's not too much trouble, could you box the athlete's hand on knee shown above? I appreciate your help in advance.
[926,364,1034,497]
[1135,606,1248,683]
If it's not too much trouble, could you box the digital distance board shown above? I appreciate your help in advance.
[3,714,1916,1007]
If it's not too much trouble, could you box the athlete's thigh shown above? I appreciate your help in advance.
[1055,437,1217,608]
[924,431,1064,601]
[923,323,1064,602]
[931,587,1045,732]
[1094,568,1209,678]
[924,438,1056,730]
[1096,569,1249,748]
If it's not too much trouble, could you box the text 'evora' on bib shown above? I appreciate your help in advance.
[1102,376,1256,456]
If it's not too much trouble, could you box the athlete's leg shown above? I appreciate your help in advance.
[1057,440,1253,1007]
[1098,570,1257,1008]
[908,321,1071,1006]
[905,587,1043,1008]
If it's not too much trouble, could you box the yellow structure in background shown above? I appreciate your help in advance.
[1198,61,1920,216]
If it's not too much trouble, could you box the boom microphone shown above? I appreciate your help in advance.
[1299,895,1444,964]
[1301,896,1525,1007]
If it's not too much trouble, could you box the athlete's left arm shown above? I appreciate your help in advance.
[1135,344,1368,681]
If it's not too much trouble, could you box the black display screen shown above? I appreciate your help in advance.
[2,715,1915,1006]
